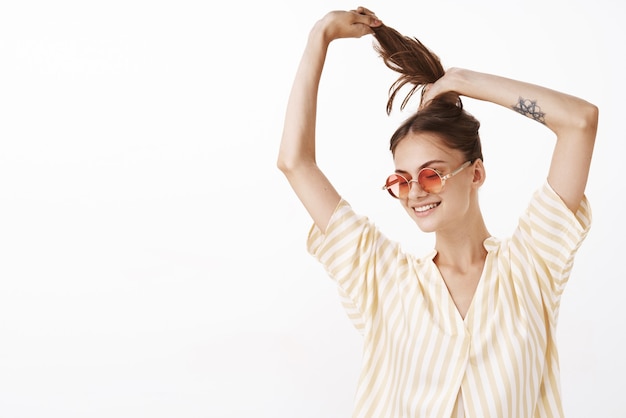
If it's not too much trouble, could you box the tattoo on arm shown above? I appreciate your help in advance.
[512,97,546,124]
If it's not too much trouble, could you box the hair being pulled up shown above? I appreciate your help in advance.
[371,24,483,163]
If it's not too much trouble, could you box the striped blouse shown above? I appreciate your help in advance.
[307,182,591,418]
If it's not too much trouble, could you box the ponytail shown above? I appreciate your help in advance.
[372,24,445,114]
[371,24,483,163]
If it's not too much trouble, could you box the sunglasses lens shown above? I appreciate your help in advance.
[385,174,409,198]
[418,168,443,194]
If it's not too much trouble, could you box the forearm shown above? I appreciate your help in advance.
[441,67,597,211]
[446,68,598,136]
[277,24,330,173]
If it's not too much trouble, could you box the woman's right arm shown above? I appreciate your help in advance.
[277,8,382,233]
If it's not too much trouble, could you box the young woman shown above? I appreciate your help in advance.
[277,6,597,418]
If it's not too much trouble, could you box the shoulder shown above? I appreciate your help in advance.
[524,181,592,237]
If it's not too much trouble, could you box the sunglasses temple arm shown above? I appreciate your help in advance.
[442,160,472,180]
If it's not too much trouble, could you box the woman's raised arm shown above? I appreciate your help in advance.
[277,8,382,233]
[422,68,598,212]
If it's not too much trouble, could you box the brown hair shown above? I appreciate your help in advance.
[372,24,483,162]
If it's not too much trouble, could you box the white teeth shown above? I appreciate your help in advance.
[415,202,439,213]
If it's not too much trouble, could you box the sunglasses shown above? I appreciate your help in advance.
[382,160,472,198]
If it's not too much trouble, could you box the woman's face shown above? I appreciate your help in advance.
[392,132,478,233]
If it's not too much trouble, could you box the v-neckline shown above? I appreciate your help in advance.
[428,243,494,325]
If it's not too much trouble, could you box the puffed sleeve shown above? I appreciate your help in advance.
[307,199,406,333]
[511,181,592,316]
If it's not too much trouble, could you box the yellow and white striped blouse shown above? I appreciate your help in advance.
[307,182,591,418]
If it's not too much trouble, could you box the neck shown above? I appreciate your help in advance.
[433,214,490,270]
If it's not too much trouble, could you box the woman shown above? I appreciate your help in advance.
[277,6,597,418]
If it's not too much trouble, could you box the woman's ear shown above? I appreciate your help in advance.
[471,159,486,188]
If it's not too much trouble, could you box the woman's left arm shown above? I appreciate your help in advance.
[423,68,598,212]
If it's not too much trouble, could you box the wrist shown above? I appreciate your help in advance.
[309,19,334,48]
[444,67,470,94]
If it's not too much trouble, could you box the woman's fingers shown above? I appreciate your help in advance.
[351,6,382,26]
[356,6,376,16]
[322,8,381,41]
[419,83,433,109]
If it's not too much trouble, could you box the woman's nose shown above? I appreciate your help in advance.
[407,179,427,198]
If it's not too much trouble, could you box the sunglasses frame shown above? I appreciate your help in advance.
[382,160,472,198]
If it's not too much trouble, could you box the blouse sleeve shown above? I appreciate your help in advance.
[511,181,592,317]
[307,199,405,333]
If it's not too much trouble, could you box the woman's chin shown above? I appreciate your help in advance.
[413,217,438,233]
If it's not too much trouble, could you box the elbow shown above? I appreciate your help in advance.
[276,147,296,174]
[277,141,315,175]
[577,102,599,137]
[277,153,318,180]
[584,101,599,129]
[276,141,293,174]
[558,101,599,142]
[276,156,292,175]
[276,152,305,175]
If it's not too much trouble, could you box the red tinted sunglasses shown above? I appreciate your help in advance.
[382,160,472,198]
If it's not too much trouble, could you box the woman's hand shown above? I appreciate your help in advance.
[314,6,382,44]
[419,67,465,109]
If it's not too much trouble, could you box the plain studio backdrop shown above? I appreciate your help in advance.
[0,0,623,417]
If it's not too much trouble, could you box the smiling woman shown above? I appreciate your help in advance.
[277,5,597,418]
